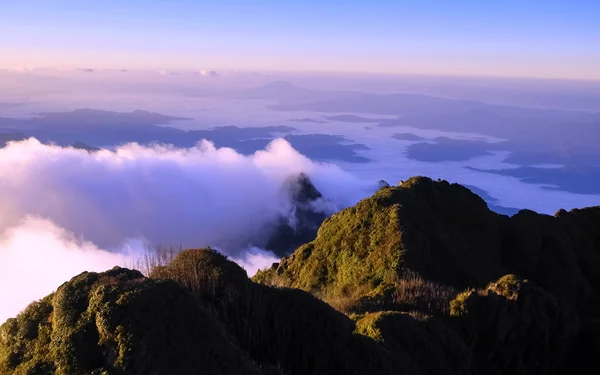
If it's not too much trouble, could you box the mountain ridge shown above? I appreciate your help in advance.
[2,176,600,375]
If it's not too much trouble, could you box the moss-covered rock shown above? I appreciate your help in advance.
[255,176,600,373]
[451,275,562,375]
[0,267,263,375]
[255,176,507,307]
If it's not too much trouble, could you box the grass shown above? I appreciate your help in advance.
[324,269,459,316]
[126,244,182,277]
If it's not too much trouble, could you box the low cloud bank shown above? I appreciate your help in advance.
[229,246,280,277]
[0,138,375,321]
[0,216,128,322]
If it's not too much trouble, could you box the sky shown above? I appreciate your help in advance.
[1,0,600,80]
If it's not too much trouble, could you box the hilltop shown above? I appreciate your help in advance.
[2,176,600,375]
[256,176,600,373]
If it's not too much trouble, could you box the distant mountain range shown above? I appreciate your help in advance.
[248,81,600,193]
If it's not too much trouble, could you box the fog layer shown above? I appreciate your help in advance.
[0,137,374,321]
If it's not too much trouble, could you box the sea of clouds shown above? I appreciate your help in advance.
[0,138,375,322]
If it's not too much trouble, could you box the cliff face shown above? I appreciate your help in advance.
[2,176,600,375]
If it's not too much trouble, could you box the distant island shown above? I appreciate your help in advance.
[324,114,382,123]
[0,108,373,164]
[289,117,327,123]
[392,133,426,141]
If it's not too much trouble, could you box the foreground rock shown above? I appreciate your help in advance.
[0,267,263,375]
[1,251,410,375]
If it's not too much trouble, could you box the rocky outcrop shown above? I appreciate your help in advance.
[256,176,600,374]
[264,173,328,257]
[0,267,263,375]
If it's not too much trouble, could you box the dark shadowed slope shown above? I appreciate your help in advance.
[462,184,520,216]
[264,173,329,256]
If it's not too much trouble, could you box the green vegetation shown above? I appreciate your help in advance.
[3,176,600,375]
[255,177,506,315]
[256,176,600,374]
[449,289,475,317]
[1,267,263,375]
[149,249,398,375]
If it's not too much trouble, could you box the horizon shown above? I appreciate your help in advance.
[4,67,600,84]
[2,0,600,80]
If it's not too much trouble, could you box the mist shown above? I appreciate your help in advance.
[0,137,374,322]
[0,217,127,323]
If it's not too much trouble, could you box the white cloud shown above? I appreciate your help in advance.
[229,246,280,277]
[200,70,219,77]
[0,216,129,322]
[0,138,375,322]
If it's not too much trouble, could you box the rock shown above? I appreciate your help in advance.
[0,266,263,375]
[264,173,329,257]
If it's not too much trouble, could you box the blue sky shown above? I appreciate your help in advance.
[1,0,599,79]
